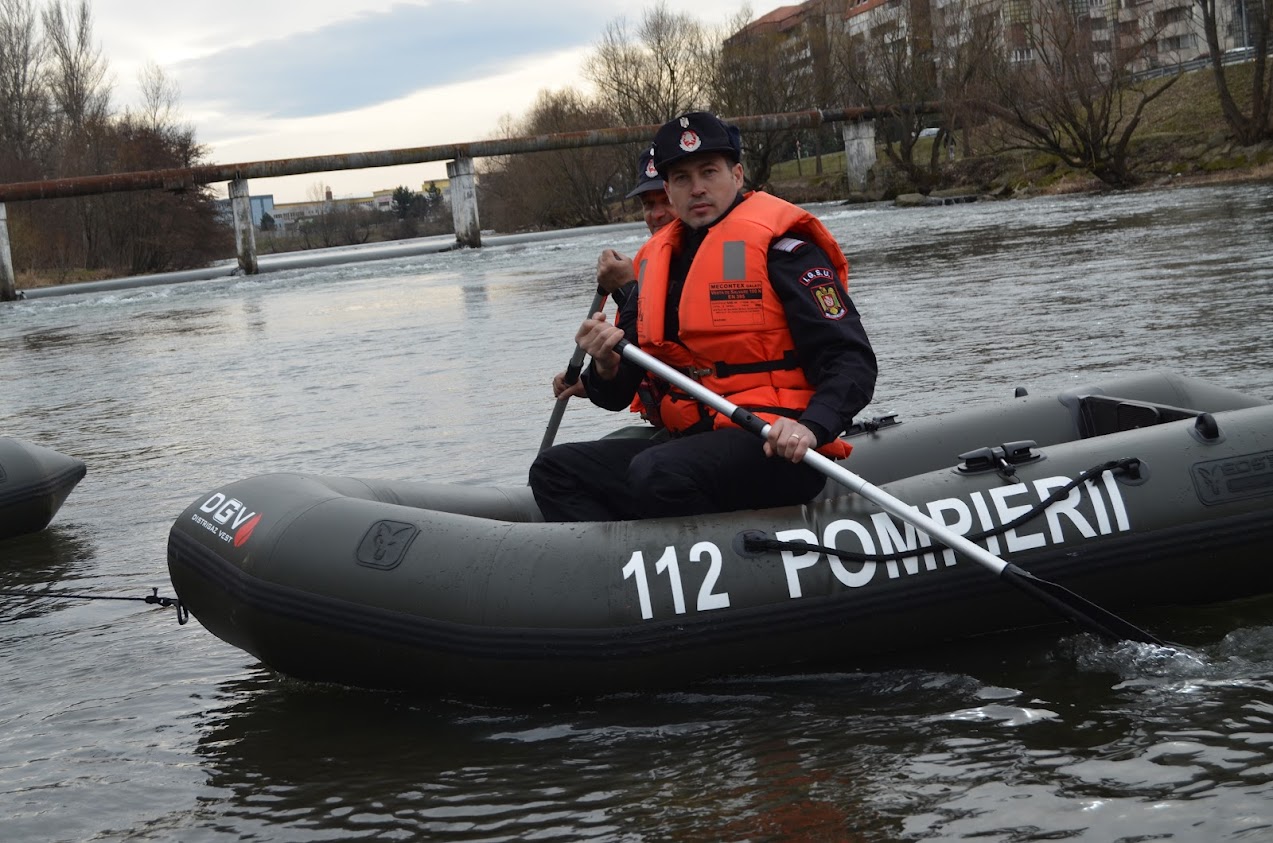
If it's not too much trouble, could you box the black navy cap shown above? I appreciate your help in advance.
[623,147,665,199]
[651,112,742,178]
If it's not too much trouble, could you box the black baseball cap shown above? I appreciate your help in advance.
[650,112,742,177]
[623,147,665,199]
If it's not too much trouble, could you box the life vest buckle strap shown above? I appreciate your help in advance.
[712,350,801,378]
[682,366,714,381]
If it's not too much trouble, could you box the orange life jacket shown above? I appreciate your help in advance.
[634,192,853,459]
[614,270,664,426]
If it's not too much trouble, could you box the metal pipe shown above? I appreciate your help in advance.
[0,106,919,203]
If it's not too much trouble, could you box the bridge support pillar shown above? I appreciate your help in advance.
[842,119,877,194]
[229,178,259,275]
[447,157,481,248]
[0,204,16,302]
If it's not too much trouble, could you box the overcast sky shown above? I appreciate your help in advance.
[92,0,783,203]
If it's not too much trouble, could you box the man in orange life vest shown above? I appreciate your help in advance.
[554,146,674,401]
[530,111,876,521]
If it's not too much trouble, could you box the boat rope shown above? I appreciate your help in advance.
[0,586,188,624]
[741,457,1143,563]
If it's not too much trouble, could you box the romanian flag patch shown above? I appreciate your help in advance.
[810,282,847,320]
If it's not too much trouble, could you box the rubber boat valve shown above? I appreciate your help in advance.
[957,440,1042,477]
[733,529,773,558]
[1118,458,1146,482]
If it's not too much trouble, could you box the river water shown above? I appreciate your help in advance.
[2,182,1273,842]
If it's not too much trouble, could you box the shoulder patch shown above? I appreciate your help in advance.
[772,237,808,254]
[799,266,835,287]
[810,282,848,320]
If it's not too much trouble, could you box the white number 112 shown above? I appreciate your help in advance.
[622,542,731,620]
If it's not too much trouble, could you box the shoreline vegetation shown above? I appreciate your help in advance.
[769,61,1273,205]
[15,65,1273,292]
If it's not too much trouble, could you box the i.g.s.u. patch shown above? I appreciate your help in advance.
[799,266,834,287]
[810,282,847,320]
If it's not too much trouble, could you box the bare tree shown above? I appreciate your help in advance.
[709,7,815,189]
[41,0,110,131]
[975,0,1180,188]
[306,181,332,203]
[100,112,230,273]
[584,1,714,127]
[114,67,228,272]
[0,0,51,168]
[1,0,230,278]
[1194,0,1271,144]
[833,0,951,191]
[40,0,112,266]
[479,88,626,231]
[136,60,180,133]
[931,0,1002,158]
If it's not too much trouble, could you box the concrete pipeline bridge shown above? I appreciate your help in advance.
[0,106,928,302]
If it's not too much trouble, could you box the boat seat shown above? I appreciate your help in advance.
[1078,395,1200,438]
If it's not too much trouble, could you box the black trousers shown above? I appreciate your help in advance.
[529,428,827,521]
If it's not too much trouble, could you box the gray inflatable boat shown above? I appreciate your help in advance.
[0,438,87,541]
[167,373,1273,695]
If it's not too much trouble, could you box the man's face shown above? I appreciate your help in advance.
[640,189,674,234]
[664,153,744,229]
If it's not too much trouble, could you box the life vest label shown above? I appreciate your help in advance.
[707,280,765,327]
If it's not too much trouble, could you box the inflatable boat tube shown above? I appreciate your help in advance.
[167,373,1273,695]
[0,438,87,540]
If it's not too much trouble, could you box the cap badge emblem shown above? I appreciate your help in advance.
[680,117,690,128]
[645,159,659,178]
[679,130,701,152]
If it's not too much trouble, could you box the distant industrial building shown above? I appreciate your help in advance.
[212,194,276,229]
[267,180,451,231]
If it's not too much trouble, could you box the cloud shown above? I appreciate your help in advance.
[176,0,618,120]
[92,0,773,201]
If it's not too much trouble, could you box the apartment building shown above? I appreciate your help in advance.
[723,1,844,102]
[729,0,1258,84]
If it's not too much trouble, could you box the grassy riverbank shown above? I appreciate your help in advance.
[770,62,1273,201]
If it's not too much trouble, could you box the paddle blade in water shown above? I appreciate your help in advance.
[1001,563,1164,645]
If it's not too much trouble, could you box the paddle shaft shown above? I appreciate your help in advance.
[613,339,1163,645]
[538,289,608,453]
[616,340,1009,572]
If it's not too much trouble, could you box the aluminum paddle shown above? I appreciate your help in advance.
[614,338,1164,646]
[538,289,608,453]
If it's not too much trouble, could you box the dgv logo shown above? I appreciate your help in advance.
[191,492,262,546]
[200,493,256,526]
